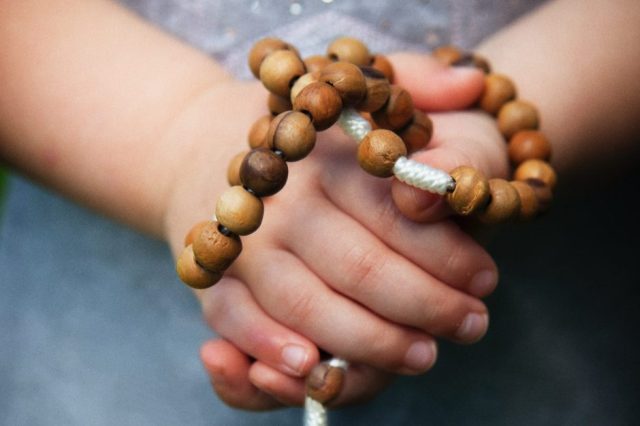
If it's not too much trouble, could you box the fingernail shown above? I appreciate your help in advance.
[456,312,489,343]
[281,344,309,376]
[404,340,437,372]
[469,270,498,297]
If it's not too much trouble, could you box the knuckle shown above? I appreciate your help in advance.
[342,245,385,296]
[282,290,316,327]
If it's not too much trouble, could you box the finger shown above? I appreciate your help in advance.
[202,276,320,377]
[391,111,510,223]
[200,339,282,411]
[389,52,485,111]
[249,362,306,406]
[233,245,439,374]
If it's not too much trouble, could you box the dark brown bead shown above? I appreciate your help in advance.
[446,166,491,215]
[371,85,414,130]
[304,55,332,73]
[192,221,242,272]
[480,74,516,116]
[327,37,371,66]
[358,66,391,113]
[357,129,407,177]
[259,49,306,97]
[525,178,553,212]
[176,245,222,289]
[477,179,522,224]
[320,61,367,106]
[184,220,209,247]
[432,45,463,65]
[267,93,292,116]
[306,364,345,404]
[293,81,343,131]
[510,180,539,221]
[370,54,395,83]
[508,130,552,165]
[398,110,433,153]
[450,52,492,74]
[248,115,272,149]
[498,100,539,139]
[240,148,288,197]
[227,150,249,186]
[266,111,316,162]
[248,37,290,79]
[514,159,557,189]
[216,186,263,235]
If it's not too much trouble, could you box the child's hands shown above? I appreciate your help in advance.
[163,54,505,409]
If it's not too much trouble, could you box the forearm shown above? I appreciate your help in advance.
[0,0,232,237]
[477,0,640,183]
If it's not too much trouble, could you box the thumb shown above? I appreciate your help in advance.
[389,52,485,111]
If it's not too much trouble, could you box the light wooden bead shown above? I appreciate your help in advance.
[320,61,367,106]
[480,74,516,116]
[248,37,290,79]
[306,364,345,404]
[192,221,242,272]
[216,186,264,235]
[508,130,552,165]
[267,111,316,161]
[267,93,292,116]
[510,180,539,221]
[514,159,557,189]
[259,49,306,98]
[498,100,539,139]
[184,220,209,247]
[304,55,332,73]
[526,178,553,212]
[477,179,522,224]
[446,166,490,215]
[176,245,222,289]
[290,71,320,104]
[293,81,343,131]
[358,66,391,113]
[371,54,395,83]
[240,148,288,197]
[371,85,414,130]
[327,37,371,66]
[248,114,272,149]
[227,150,249,186]
[357,129,407,177]
[432,45,463,65]
[398,110,433,154]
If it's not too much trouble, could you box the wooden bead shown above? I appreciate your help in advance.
[446,166,490,215]
[357,129,407,177]
[248,114,272,149]
[266,111,316,161]
[508,130,552,165]
[320,61,367,106]
[248,37,291,79]
[514,159,557,189]
[240,148,288,197]
[327,37,371,66]
[398,110,433,154]
[293,81,343,131]
[176,245,222,289]
[510,180,539,221]
[432,45,463,65]
[371,85,414,130]
[306,364,345,404]
[450,53,492,74]
[290,71,320,104]
[371,54,395,83]
[358,66,391,113]
[525,178,553,212]
[227,150,249,186]
[498,100,539,139]
[192,221,242,272]
[477,179,522,224]
[215,186,264,235]
[304,55,331,73]
[259,49,306,98]
[267,93,292,116]
[184,220,209,247]
[480,74,516,116]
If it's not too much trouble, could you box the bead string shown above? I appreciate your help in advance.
[175,37,558,423]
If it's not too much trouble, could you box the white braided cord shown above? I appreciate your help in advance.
[337,108,372,142]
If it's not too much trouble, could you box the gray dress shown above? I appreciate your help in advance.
[1,1,638,424]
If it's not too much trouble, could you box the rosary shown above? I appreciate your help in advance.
[176,36,556,425]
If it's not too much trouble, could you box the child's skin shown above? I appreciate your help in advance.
[2,0,639,412]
